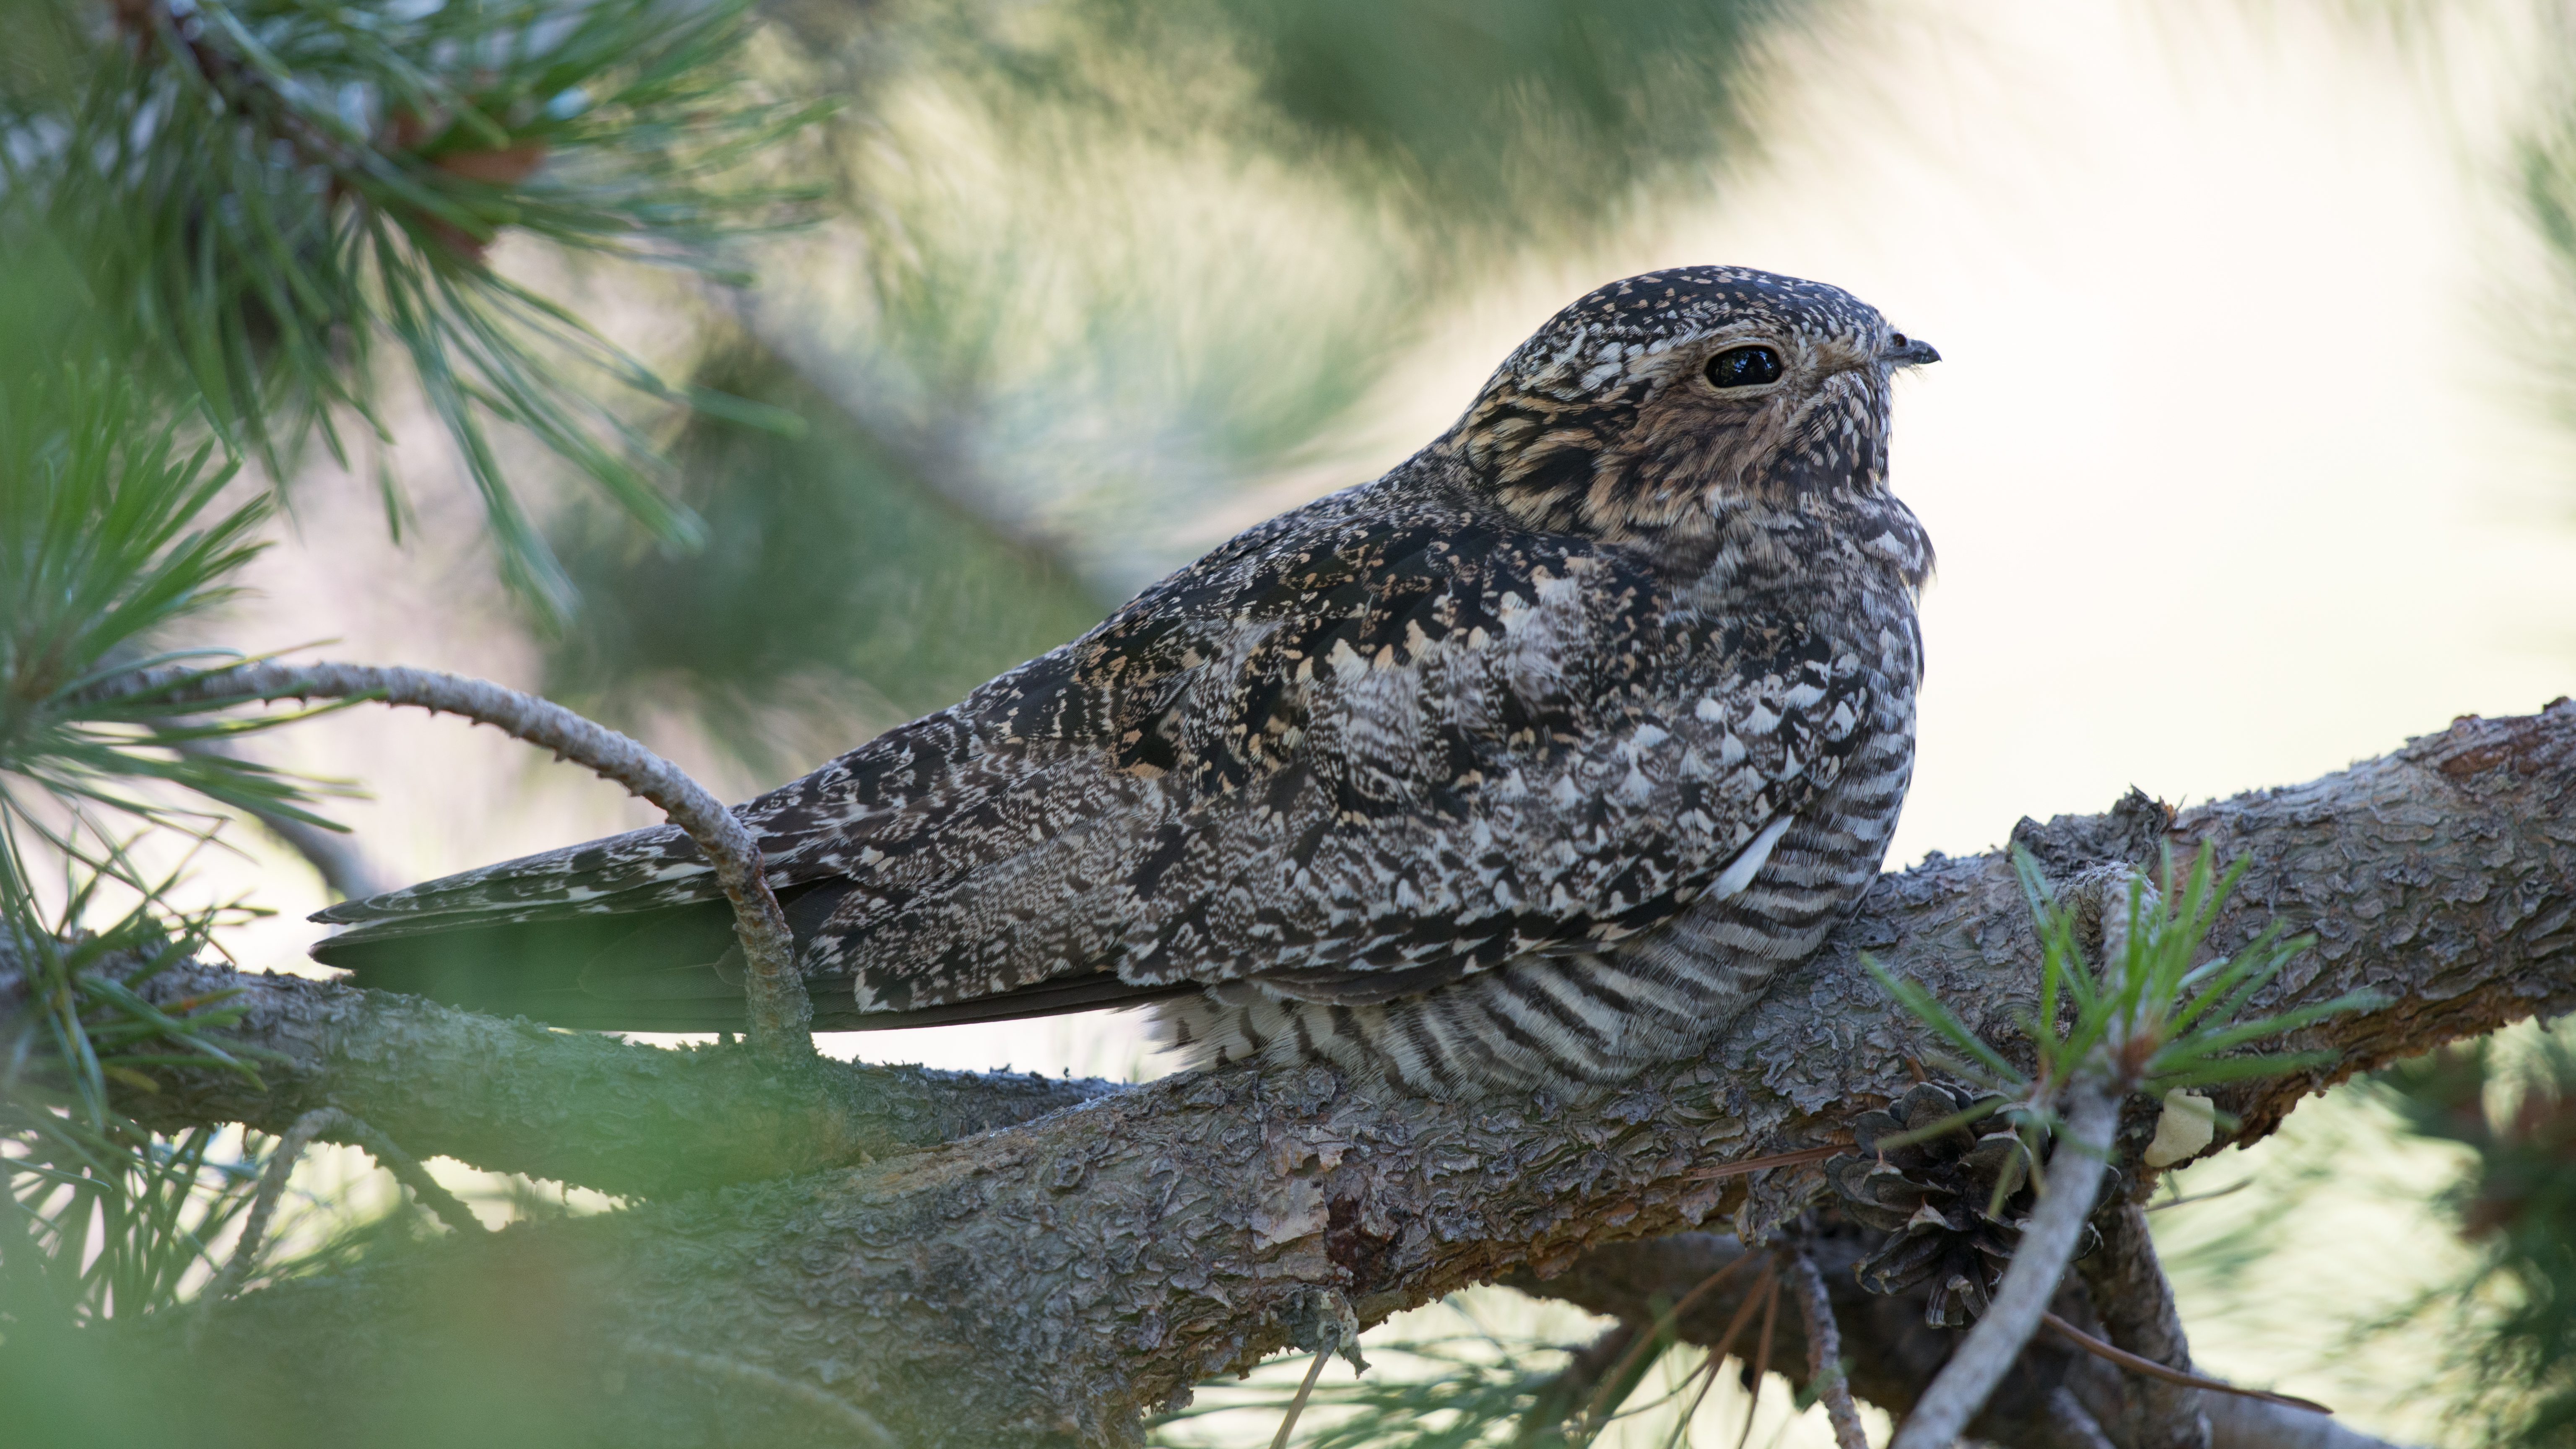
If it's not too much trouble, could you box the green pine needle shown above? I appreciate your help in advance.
[0,364,358,900]
[8,0,828,613]
[1866,844,2382,1114]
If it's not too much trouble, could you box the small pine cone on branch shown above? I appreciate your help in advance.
[1826,1083,2100,1327]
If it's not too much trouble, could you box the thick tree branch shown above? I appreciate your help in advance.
[0,951,1114,1200]
[125,702,2576,1446]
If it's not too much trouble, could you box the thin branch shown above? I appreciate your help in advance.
[1582,1256,1764,1431]
[1890,1084,2121,1449]
[1734,1272,1780,1449]
[2040,1315,2329,1415]
[90,660,812,1057]
[200,1104,487,1321]
[334,1111,485,1238]
[199,1106,343,1311]
[1267,1348,1332,1449]
[2201,1392,2412,1449]
[1661,1351,1729,1449]
[2145,1179,2252,1212]
[1783,1243,1870,1449]
[1585,1260,1776,1442]
[1516,1324,1639,1448]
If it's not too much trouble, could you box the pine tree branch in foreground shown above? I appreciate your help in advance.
[26,700,2576,1447]
[87,659,815,1056]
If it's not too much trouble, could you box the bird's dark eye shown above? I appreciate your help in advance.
[1705,345,1783,389]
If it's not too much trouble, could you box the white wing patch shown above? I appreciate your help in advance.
[1711,814,1794,900]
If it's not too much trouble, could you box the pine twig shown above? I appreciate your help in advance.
[335,1112,486,1238]
[1659,1350,1729,1449]
[1583,1259,1776,1443]
[2040,1314,2332,1415]
[1732,1272,1779,1449]
[1581,1254,1764,1431]
[87,661,813,1058]
[2145,1179,2252,1212]
[200,1106,343,1312]
[1515,1324,1638,1447]
[1888,1083,2120,1449]
[1783,1242,1871,1449]
[196,1105,483,1337]
[1269,1347,1334,1449]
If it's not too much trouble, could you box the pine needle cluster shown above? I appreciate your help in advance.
[3,0,826,610]
[0,0,822,1377]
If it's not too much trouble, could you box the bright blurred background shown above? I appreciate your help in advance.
[57,0,2576,1442]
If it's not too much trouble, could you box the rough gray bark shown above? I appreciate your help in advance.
[2077,1204,2214,1449]
[65,701,2576,1447]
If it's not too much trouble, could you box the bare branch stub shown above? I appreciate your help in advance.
[194,1104,480,1343]
[199,1107,348,1314]
[1785,1241,1873,1449]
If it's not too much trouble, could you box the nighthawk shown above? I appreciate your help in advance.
[312,266,1939,1093]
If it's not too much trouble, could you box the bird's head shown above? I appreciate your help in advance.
[1449,266,1937,583]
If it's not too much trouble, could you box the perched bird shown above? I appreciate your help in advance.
[312,266,1938,1093]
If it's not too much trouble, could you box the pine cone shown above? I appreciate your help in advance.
[1826,1083,2033,1327]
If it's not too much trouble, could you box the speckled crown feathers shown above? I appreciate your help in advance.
[1489,265,1892,407]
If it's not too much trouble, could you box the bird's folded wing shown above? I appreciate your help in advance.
[797,528,1878,1017]
[311,510,1876,1034]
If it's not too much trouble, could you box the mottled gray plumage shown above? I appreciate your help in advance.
[312,266,1936,1093]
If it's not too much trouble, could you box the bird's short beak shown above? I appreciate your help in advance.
[1884,336,1941,368]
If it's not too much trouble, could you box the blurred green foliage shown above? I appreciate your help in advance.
[945,0,1812,235]
[541,338,1105,771]
[1,0,826,613]
[2371,1028,2576,1449]
[1174,0,1803,231]
[533,0,1828,755]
